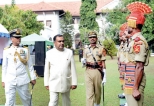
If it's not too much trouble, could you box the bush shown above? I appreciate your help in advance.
[74,49,79,55]
[102,39,118,58]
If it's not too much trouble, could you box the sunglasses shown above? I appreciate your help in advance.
[89,36,97,39]
[14,37,21,39]
[57,40,64,43]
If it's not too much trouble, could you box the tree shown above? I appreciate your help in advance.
[11,0,15,7]
[60,11,74,48]
[105,0,154,45]
[79,0,99,45]
[63,33,72,48]
[102,38,117,59]
[0,5,43,37]
[80,0,98,31]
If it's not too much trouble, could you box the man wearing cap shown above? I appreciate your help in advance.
[1,28,36,106]
[83,31,106,106]
[124,2,152,106]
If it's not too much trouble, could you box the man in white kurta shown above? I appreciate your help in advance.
[44,34,77,106]
[1,29,36,106]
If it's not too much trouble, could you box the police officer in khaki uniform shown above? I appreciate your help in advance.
[2,28,36,106]
[124,2,152,106]
[83,31,106,106]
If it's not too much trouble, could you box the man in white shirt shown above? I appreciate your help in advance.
[44,34,77,106]
[2,28,36,106]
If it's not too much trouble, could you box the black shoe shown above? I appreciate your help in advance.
[118,94,125,99]
[120,104,125,106]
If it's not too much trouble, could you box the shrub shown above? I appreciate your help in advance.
[74,49,79,55]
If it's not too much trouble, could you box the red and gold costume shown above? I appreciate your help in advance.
[124,2,152,106]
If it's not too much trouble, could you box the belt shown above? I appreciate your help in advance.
[86,64,99,68]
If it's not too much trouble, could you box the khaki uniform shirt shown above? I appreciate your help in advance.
[83,45,106,63]
[125,32,149,64]
[124,32,149,95]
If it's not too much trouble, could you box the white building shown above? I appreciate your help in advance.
[16,0,119,49]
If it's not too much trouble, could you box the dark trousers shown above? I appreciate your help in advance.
[79,55,83,62]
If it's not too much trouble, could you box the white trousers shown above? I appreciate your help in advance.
[5,83,31,106]
[49,90,70,106]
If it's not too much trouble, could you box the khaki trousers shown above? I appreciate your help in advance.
[85,69,102,106]
[125,73,146,106]
[48,90,70,106]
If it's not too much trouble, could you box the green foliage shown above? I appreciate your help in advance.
[11,0,15,7]
[63,33,73,48]
[80,0,98,30]
[79,0,99,46]
[0,5,43,37]
[74,49,79,55]
[102,39,118,58]
[106,0,154,44]
[79,28,90,46]
[60,11,74,34]
[60,11,74,47]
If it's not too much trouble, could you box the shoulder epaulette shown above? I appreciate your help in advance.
[4,47,9,50]
[22,46,28,49]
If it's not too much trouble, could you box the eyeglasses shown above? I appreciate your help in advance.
[57,40,64,43]
[89,37,97,39]
[14,37,21,39]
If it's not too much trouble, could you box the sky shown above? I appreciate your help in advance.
[0,0,80,5]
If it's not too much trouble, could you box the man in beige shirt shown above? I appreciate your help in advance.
[83,31,106,106]
[124,2,151,106]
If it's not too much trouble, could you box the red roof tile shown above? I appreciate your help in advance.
[18,2,63,12]
[49,1,81,16]
[1,0,114,16]
[96,0,114,13]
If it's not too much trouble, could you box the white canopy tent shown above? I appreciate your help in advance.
[0,24,10,38]
[21,33,51,45]
[21,33,53,54]
[0,24,10,64]
[21,33,53,65]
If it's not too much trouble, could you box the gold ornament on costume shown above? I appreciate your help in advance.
[14,49,29,65]
[14,58,17,63]
[16,29,21,35]
[127,77,132,83]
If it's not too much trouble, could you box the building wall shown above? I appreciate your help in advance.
[37,11,60,41]
[35,0,119,49]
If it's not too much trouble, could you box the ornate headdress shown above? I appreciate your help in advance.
[126,2,152,28]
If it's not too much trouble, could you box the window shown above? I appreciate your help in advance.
[73,18,80,24]
[46,20,52,28]
[39,21,44,24]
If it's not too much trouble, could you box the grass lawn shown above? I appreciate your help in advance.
[0,55,154,106]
